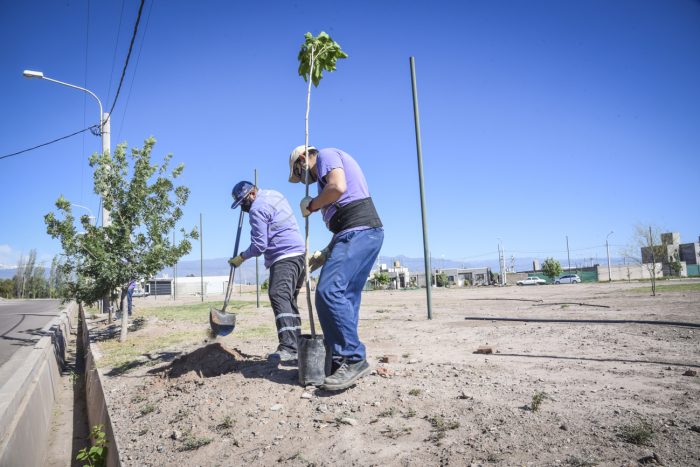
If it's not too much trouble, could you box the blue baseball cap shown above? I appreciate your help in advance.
[231,181,255,209]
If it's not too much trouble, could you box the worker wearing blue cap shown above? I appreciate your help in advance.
[229,181,306,361]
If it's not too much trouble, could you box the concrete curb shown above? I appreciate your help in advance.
[0,302,74,467]
[79,306,122,467]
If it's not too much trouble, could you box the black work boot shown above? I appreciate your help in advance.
[321,359,371,391]
[268,346,298,362]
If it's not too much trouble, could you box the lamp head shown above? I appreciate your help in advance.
[23,70,44,79]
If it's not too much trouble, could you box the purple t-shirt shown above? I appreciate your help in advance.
[316,148,371,232]
[241,189,305,269]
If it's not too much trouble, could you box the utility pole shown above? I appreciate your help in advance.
[254,169,260,308]
[606,231,613,282]
[200,213,204,302]
[566,235,571,272]
[173,230,177,300]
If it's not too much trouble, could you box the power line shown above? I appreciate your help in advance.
[117,0,154,142]
[0,126,99,161]
[107,0,146,119]
[106,0,126,106]
[81,0,91,203]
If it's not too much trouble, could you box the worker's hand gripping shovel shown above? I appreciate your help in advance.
[209,209,245,336]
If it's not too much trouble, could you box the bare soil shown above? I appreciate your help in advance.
[95,281,700,466]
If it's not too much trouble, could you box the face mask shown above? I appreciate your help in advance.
[301,168,317,184]
[240,197,254,212]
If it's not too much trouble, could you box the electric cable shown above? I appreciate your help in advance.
[117,0,154,142]
[106,0,146,119]
[0,126,99,161]
[106,0,126,106]
[81,0,91,203]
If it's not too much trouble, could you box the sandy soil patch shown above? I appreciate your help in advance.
[93,281,700,466]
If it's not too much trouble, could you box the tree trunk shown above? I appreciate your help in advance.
[119,287,127,312]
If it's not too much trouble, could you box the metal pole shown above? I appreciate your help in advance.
[200,213,204,302]
[254,169,260,308]
[409,56,433,320]
[173,230,177,299]
[101,113,112,321]
[606,231,613,282]
[502,244,507,285]
[101,113,111,227]
[566,235,571,272]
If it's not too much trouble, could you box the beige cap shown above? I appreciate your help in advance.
[288,145,316,183]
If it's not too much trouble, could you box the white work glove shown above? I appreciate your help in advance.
[309,248,330,272]
[300,196,315,217]
[228,255,245,268]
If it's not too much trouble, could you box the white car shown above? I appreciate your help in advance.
[555,274,581,284]
[516,276,547,286]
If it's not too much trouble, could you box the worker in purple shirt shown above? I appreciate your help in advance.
[288,146,384,391]
[228,181,306,361]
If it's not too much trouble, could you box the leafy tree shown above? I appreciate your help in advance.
[669,252,682,277]
[45,137,198,341]
[261,278,269,291]
[0,279,13,298]
[436,272,449,287]
[541,257,562,282]
[373,272,390,289]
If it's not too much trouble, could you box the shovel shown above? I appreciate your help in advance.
[209,209,245,336]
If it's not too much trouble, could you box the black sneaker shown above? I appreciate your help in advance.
[321,360,371,391]
[268,347,298,362]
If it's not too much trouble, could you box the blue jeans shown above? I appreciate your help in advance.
[127,289,134,314]
[315,228,384,363]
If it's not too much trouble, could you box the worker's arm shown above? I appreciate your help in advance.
[240,208,270,259]
[309,168,346,212]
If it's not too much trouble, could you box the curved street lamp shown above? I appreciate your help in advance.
[22,69,110,227]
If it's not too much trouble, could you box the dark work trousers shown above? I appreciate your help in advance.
[268,254,305,352]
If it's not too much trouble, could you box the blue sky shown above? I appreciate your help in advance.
[1,0,698,270]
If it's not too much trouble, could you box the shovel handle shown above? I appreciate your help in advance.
[222,209,246,312]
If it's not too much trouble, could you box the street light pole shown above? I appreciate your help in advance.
[23,70,111,227]
[606,231,614,282]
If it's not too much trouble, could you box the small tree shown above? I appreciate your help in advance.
[45,137,198,341]
[373,272,390,289]
[436,272,449,287]
[620,224,666,296]
[297,32,348,327]
[541,258,562,283]
[669,252,682,277]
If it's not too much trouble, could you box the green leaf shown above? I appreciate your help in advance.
[297,31,348,87]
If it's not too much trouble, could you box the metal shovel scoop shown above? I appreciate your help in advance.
[210,209,245,337]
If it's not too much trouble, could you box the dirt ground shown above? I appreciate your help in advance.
[93,281,700,467]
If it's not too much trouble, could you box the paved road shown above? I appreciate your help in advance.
[0,299,61,366]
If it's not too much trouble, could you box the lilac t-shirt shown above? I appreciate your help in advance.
[316,148,371,232]
[241,189,305,268]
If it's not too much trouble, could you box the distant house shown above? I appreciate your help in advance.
[641,232,699,277]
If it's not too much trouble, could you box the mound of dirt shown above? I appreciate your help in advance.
[163,343,245,378]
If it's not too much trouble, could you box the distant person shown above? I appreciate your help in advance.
[288,146,383,391]
[127,280,136,316]
[228,181,306,361]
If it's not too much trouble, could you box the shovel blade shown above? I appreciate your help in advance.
[210,307,236,336]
